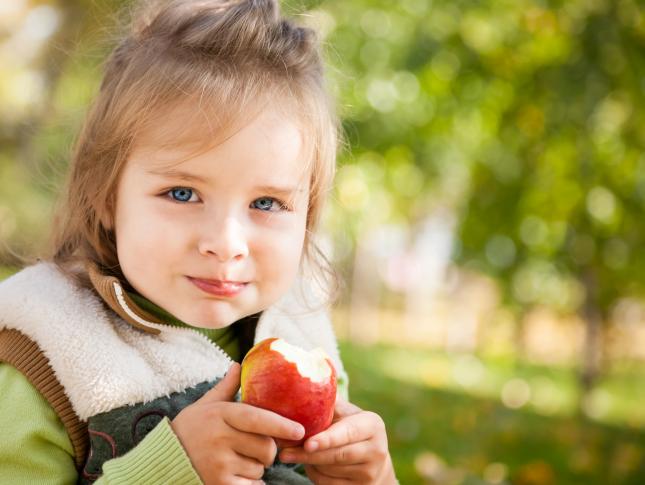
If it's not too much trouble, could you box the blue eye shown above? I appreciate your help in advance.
[252,197,281,211]
[169,188,195,202]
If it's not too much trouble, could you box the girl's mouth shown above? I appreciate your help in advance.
[187,277,248,297]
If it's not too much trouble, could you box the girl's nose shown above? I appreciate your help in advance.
[198,216,249,262]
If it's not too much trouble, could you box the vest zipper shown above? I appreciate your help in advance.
[111,282,234,366]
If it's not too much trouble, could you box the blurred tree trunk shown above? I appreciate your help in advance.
[578,268,604,413]
[348,236,380,345]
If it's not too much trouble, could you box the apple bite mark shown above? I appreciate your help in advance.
[240,338,337,445]
[270,338,332,383]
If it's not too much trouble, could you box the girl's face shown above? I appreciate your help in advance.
[112,104,310,328]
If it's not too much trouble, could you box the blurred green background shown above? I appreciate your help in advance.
[1,0,644,484]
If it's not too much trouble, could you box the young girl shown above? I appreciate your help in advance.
[0,0,397,484]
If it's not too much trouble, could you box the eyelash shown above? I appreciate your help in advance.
[163,187,291,212]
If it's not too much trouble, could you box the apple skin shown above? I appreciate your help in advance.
[240,337,337,447]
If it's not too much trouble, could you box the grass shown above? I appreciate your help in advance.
[339,341,645,485]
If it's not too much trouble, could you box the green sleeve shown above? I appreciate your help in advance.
[0,363,202,485]
[96,417,202,484]
[0,363,77,484]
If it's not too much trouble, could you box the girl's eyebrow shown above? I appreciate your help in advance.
[147,168,209,184]
[254,185,306,197]
[147,168,304,195]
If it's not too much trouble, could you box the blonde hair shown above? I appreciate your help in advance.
[48,0,340,295]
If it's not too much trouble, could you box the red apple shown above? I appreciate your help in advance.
[240,337,337,446]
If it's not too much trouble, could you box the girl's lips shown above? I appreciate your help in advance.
[187,277,248,297]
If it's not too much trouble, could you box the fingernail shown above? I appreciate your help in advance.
[306,440,318,452]
[294,424,305,437]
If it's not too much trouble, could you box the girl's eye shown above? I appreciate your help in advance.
[251,197,285,212]
[168,187,198,203]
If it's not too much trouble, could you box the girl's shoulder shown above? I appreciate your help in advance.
[0,261,106,328]
[0,261,95,303]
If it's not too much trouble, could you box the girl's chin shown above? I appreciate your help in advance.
[183,307,251,329]
[186,315,236,330]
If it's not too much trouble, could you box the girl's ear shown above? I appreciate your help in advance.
[101,213,114,231]
[99,196,116,230]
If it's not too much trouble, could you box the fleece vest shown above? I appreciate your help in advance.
[0,262,345,483]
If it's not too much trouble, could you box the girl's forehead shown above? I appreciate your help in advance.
[133,104,240,155]
[133,97,312,162]
[129,103,313,187]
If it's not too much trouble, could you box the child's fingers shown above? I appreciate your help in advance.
[307,463,361,480]
[231,479,265,485]
[229,452,266,481]
[231,432,278,468]
[304,411,377,452]
[223,402,305,442]
[304,464,353,485]
[280,440,370,466]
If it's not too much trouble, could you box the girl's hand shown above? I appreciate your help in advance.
[278,399,397,484]
[171,363,306,485]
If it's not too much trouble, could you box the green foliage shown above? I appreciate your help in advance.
[446,1,643,313]
[0,266,18,281]
[305,0,645,319]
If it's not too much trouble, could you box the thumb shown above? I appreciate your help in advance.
[202,362,241,403]
[334,397,362,419]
